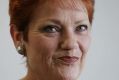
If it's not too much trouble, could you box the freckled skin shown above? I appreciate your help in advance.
[21,0,91,80]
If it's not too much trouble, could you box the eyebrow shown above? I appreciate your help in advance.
[75,18,89,24]
[47,19,62,25]
[44,18,89,25]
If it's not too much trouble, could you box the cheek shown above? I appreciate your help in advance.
[79,35,91,53]
[28,35,59,59]
[26,35,59,71]
[78,35,91,69]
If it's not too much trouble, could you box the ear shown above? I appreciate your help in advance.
[10,24,23,48]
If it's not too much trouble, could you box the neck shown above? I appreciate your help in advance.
[21,68,42,80]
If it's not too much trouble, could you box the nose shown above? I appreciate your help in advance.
[60,31,78,50]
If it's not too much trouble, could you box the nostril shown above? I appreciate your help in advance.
[60,31,78,50]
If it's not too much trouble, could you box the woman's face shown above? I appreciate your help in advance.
[24,0,91,80]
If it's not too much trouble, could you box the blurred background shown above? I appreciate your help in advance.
[0,0,119,80]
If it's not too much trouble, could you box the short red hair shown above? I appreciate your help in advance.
[83,0,95,23]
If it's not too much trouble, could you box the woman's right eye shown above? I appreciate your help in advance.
[41,25,60,33]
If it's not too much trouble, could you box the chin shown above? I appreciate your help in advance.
[58,73,80,80]
[62,74,79,80]
[63,69,80,80]
[55,64,81,80]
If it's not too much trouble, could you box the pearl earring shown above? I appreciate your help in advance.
[17,45,25,55]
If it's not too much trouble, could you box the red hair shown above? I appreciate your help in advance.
[83,0,95,23]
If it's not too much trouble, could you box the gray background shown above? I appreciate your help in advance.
[0,0,119,80]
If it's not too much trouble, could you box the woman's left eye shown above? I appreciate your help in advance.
[76,25,88,32]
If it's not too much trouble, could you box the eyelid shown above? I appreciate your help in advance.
[80,24,88,29]
[39,24,61,33]
[75,24,88,32]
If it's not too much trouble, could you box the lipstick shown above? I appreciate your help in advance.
[57,56,79,65]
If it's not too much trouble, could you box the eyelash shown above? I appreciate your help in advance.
[75,24,88,32]
[42,25,60,33]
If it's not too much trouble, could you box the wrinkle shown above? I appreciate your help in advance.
[44,0,87,12]
[60,0,83,11]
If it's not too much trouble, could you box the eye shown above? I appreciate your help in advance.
[42,25,60,33]
[76,24,88,32]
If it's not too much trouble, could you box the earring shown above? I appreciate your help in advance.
[17,44,25,56]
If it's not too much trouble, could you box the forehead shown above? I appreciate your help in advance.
[37,0,86,11]
[30,0,88,25]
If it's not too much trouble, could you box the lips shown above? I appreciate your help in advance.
[57,56,79,65]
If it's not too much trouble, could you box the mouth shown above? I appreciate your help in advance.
[57,56,79,65]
